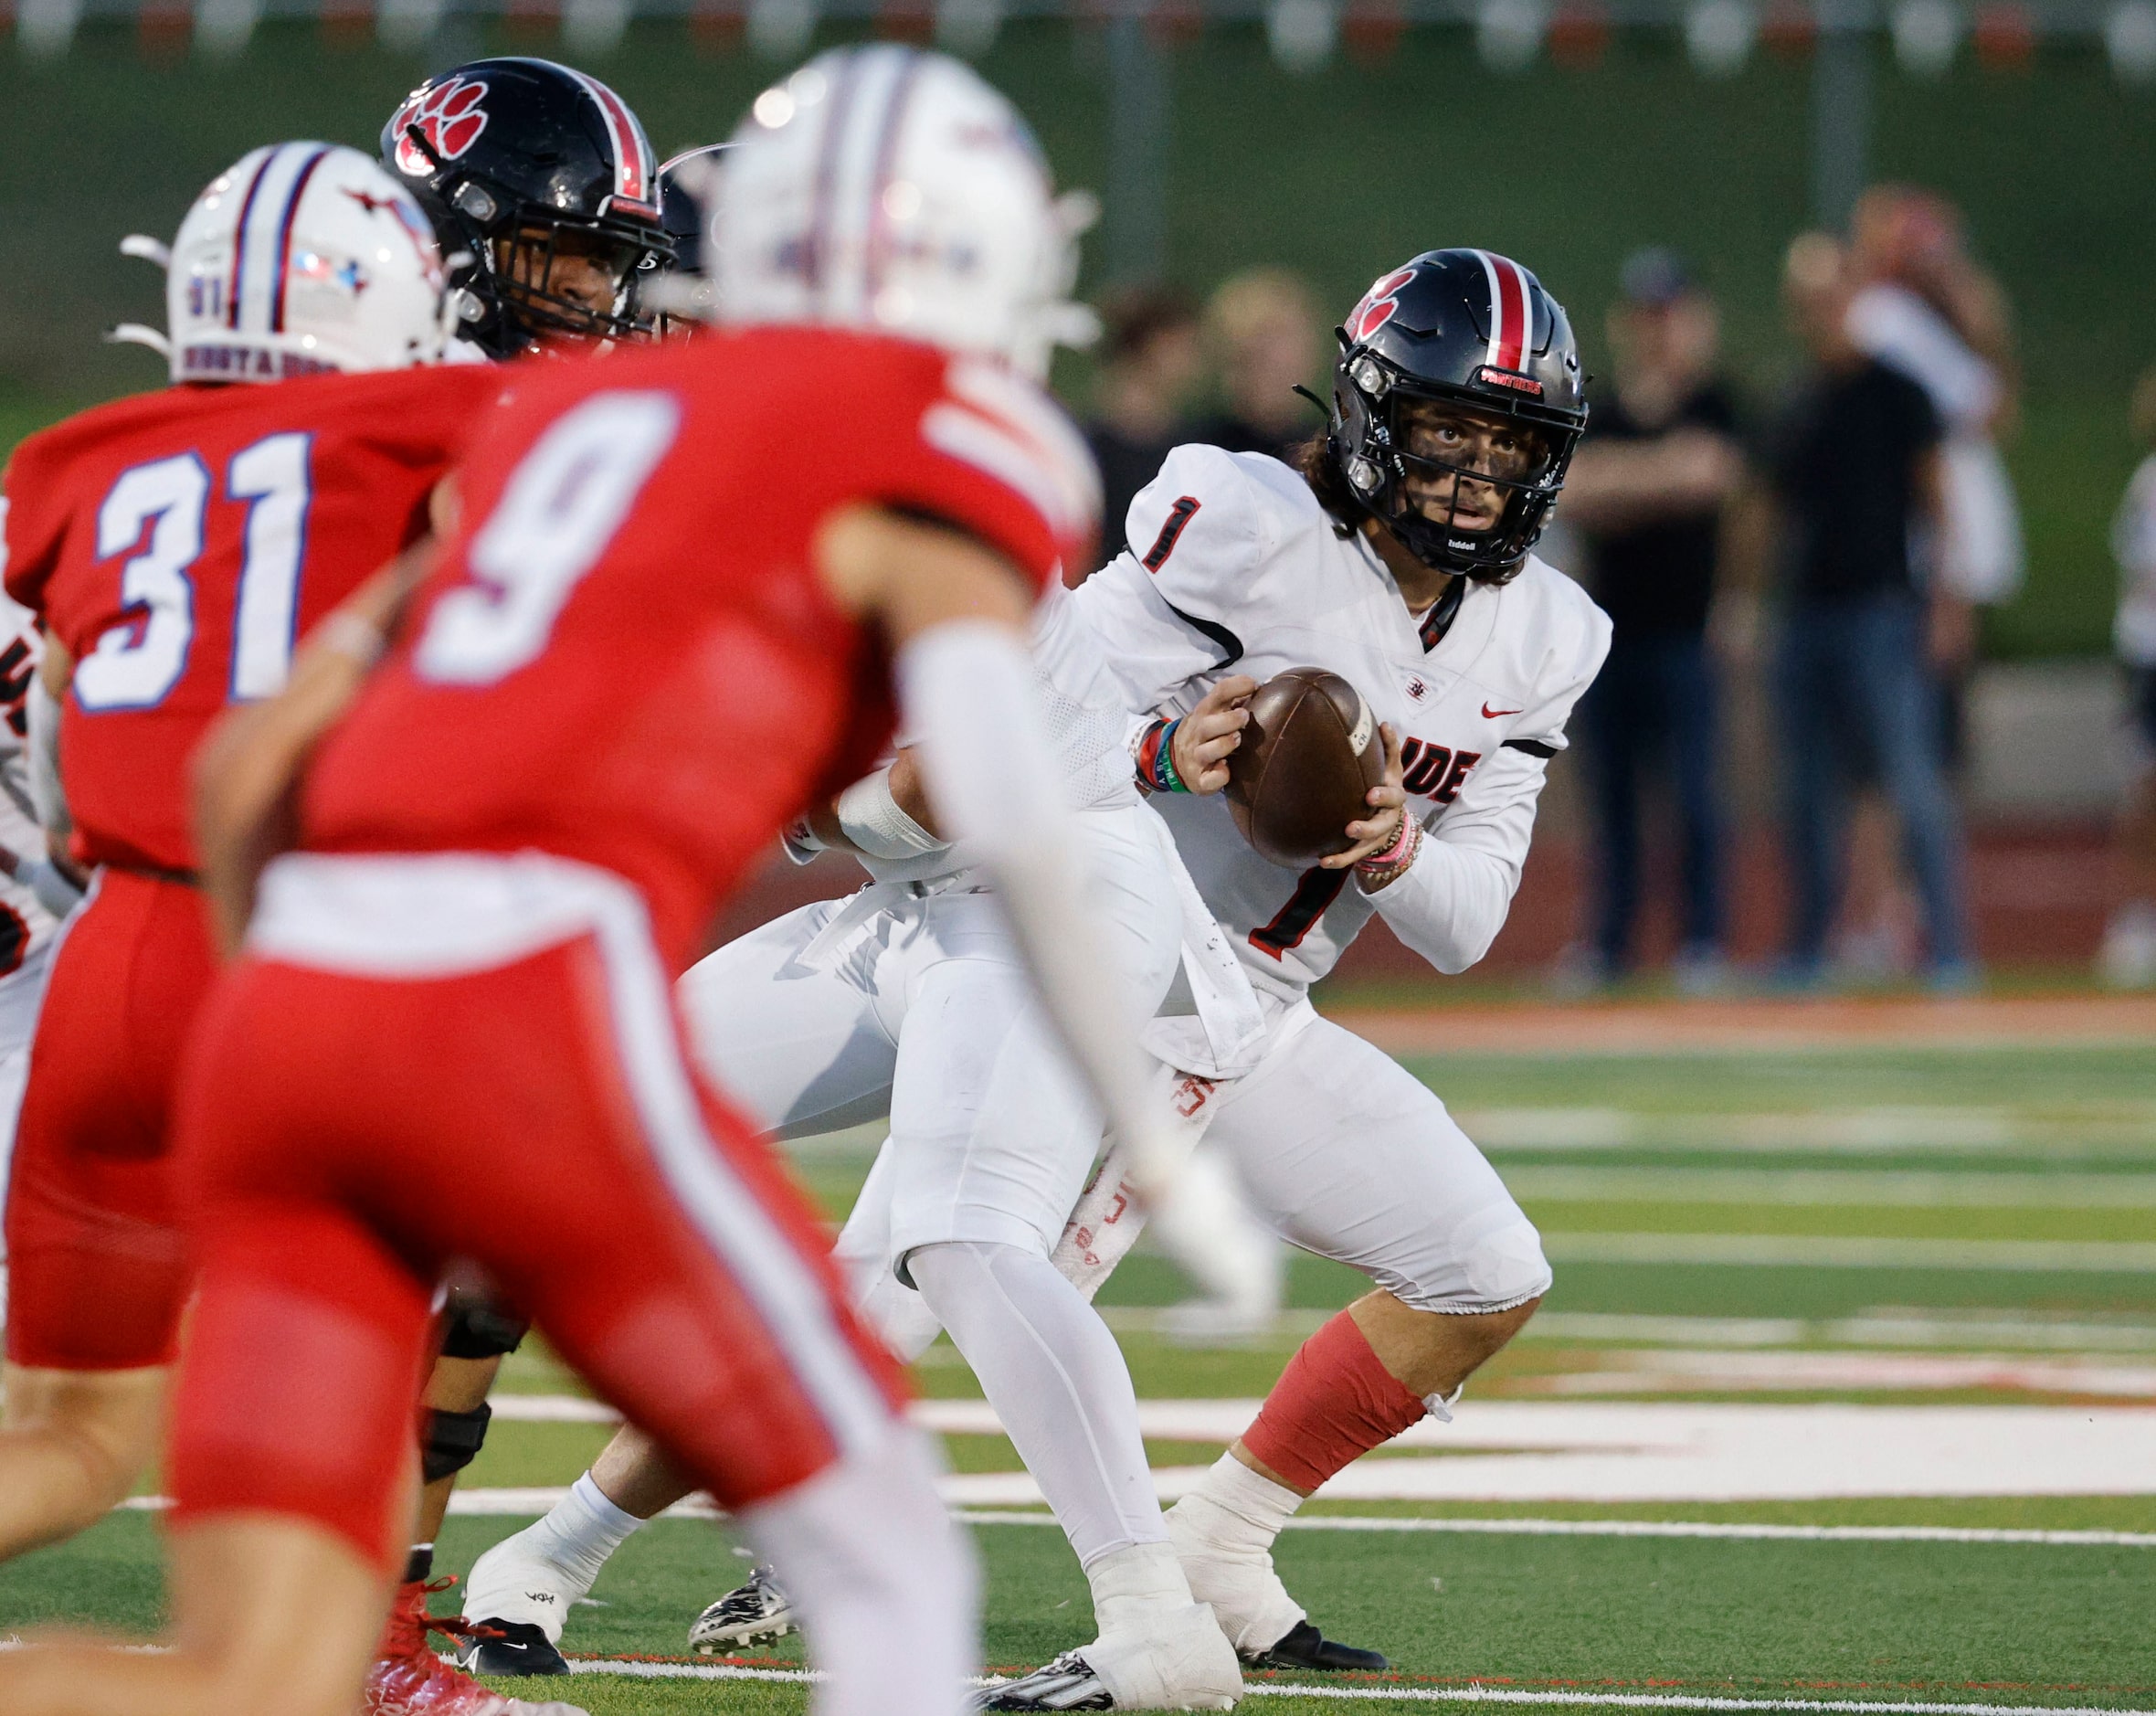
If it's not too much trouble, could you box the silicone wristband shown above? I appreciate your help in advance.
[1135,718,1188,794]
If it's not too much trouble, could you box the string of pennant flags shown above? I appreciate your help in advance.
[11,0,2156,79]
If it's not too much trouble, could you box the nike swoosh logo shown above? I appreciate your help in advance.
[1482,702,1522,718]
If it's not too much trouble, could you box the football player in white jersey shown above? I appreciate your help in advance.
[1053,249,1612,1665]
[0,594,81,1206]
[458,46,1261,1714]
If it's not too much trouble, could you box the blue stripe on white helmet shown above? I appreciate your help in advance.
[711,47,1097,381]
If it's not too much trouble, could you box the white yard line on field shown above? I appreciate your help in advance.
[474,1399,2156,1501]
[1526,1350,2156,1397]
[1330,994,2156,1058]
[490,1395,621,1422]
[1538,1234,2156,1273]
[1503,1169,2156,1207]
[1453,1107,2156,1155]
[560,1658,2156,1716]
[111,1494,2154,1545]
[951,1511,2156,1547]
[1520,1313,2156,1353]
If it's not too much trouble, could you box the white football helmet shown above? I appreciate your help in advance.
[709,47,1097,380]
[166,142,454,384]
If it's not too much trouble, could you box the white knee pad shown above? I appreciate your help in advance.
[1458,1216,1552,1310]
[1388,1211,1551,1316]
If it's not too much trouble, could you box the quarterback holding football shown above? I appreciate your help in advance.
[1063,247,1612,1667]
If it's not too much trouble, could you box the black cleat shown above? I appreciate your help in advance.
[1245,1620,1389,1674]
[459,1616,571,1677]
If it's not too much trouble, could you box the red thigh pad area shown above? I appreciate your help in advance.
[165,934,903,1560]
[5,872,218,1370]
[167,1213,435,1571]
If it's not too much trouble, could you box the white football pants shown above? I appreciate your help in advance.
[1196,993,1550,1314]
[0,935,59,1268]
[681,804,1185,1264]
[682,804,1187,1570]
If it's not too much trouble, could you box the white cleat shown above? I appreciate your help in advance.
[688,1564,798,1653]
[978,1604,1243,1711]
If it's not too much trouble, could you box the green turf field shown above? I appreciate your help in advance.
[3,1033,2151,1712]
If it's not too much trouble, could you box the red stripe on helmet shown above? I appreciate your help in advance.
[1490,253,1529,372]
[807,58,859,297]
[566,69,657,216]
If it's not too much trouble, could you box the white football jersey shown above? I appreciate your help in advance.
[0,594,63,969]
[844,581,1140,887]
[1070,443,1611,1001]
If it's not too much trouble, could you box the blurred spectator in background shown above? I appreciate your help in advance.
[1847,185,2023,620]
[1767,233,1974,990]
[1824,188,2019,978]
[2099,367,2156,989]
[1083,285,1204,556]
[1561,249,1746,990]
[1190,268,1323,459]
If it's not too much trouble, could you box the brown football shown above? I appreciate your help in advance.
[1223,668,1387,869]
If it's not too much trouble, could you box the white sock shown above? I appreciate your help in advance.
[1178,1452,1302,1554]
[1086,1541,1198,1637]
[473,1470,645,1611]
[547,1473,647,1584]
[907,1240,1168,1569]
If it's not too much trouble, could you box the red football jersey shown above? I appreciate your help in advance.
[3,365,504,873]
[302,327,1097,969]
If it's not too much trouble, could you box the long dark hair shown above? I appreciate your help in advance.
[1290,430,1360,541]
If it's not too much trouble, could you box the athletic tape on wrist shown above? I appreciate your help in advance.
[895,620,1063,862]
[317,609,387,669]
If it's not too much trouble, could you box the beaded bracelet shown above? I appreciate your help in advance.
[1355,814,1422,890]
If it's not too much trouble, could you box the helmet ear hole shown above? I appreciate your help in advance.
[452,182,497,223]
